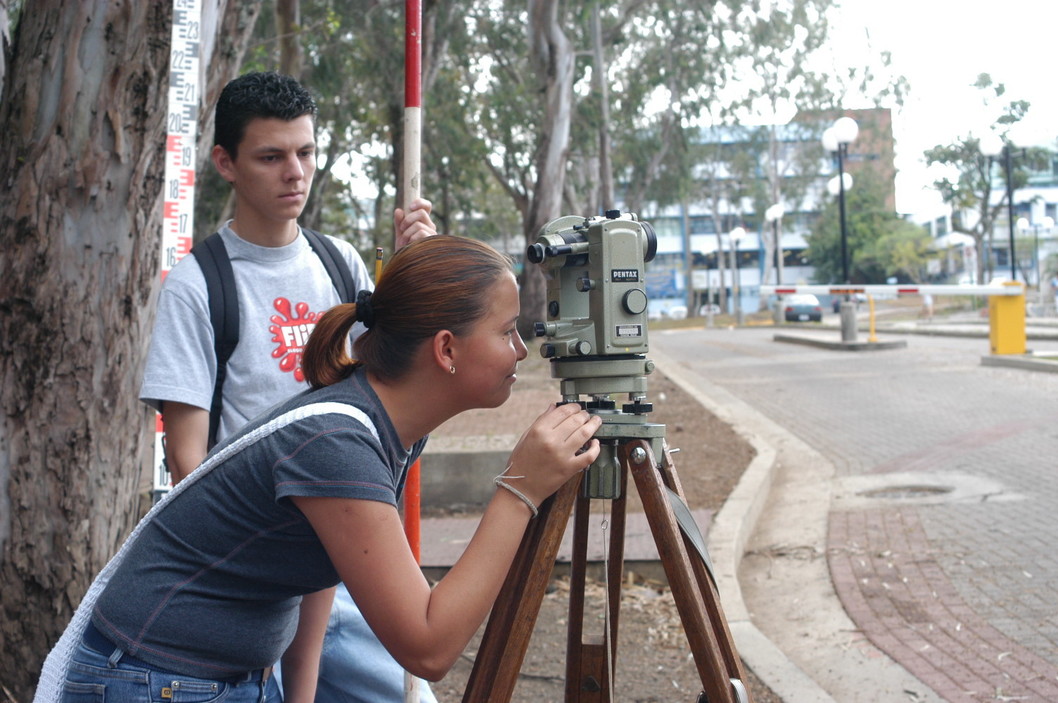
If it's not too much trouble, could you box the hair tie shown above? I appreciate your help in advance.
[355,290,375,329]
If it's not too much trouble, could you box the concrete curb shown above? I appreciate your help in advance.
[773,333,908,352]
[648,347,839,702]
[981,353,1058,373]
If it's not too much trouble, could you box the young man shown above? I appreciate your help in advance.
[140,71,437,703]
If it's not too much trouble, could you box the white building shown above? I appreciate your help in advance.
[633,108,896,317]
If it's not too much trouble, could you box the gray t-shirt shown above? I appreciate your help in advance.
[93,371,426,679]
[139,223,373,441]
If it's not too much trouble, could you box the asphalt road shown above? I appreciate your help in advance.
[652,325,1058,702]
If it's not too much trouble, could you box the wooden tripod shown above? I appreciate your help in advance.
[462,435,751,703]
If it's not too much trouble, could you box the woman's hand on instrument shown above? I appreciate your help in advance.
[503,403,602,508]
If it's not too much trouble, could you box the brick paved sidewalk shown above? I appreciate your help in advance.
[651,325,1058,702]
[830,508,1058,702]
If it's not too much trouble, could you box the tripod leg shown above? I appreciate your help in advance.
[624,440,752,703]
[658,442,751,693]
[462,474,580,703]
[565,466,627,702]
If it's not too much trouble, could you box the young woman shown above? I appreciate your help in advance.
[41,235,602,703]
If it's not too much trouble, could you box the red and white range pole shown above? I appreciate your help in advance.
[403,2,423,701]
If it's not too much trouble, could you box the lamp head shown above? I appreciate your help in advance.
[826,173,853,195]
[833,116,859,144]
[821,127,838,153]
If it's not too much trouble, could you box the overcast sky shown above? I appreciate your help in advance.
[830,0,1056,219]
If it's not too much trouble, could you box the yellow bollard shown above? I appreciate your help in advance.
[867,295,878,343]
[988,281,1026,355]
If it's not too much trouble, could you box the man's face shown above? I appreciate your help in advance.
[215,115,316,226]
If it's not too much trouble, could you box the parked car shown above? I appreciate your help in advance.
[785,294,823,322]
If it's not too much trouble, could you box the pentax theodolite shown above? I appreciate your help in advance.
[526,210,662,499]
[462,210,751,703]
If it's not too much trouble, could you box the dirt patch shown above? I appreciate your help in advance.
[426,352,779,702]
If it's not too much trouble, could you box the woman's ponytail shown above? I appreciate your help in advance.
[304,236,514,387]
[302,302,361,389]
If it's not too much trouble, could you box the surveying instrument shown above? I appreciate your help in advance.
[462,212,751,702]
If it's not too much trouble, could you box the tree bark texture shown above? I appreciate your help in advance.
[520,0,574,338]
[0,0,12,105]
[0,1,250,699]
[0,3,172,697]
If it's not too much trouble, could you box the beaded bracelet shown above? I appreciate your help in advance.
[493,468,538,518]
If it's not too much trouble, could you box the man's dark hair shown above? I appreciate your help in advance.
[214,71,318,159]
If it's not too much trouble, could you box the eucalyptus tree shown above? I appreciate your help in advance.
[0,3,257,698]
[457,0,787,331]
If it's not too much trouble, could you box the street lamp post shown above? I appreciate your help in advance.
[823,116,858,343]
[729,226,746,324]
[823,116,859,287]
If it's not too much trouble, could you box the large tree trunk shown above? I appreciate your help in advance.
[0,4,169,697]
[0,3,248,700]
[520,0,574,338]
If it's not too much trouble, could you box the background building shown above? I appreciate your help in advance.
[636,108,896,317]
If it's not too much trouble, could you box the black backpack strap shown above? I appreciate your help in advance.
[302,228,357,304]
[191,232,239,449]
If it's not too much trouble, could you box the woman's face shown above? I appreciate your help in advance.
[453,272,528,409]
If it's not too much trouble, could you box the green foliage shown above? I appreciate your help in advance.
[806,170,934,283]
[191,1,505,260]
[197,0,906,268]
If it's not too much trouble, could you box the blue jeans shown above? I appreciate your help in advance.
[62,625,281,703]
[314,585,437,703]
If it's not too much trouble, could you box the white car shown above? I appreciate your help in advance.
[784,294,823,322]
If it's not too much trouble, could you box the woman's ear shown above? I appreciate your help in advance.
[430,329,457,374]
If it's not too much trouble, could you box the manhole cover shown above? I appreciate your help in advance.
[857,485,954,500]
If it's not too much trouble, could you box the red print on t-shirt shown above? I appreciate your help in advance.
[270,297,322,382]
